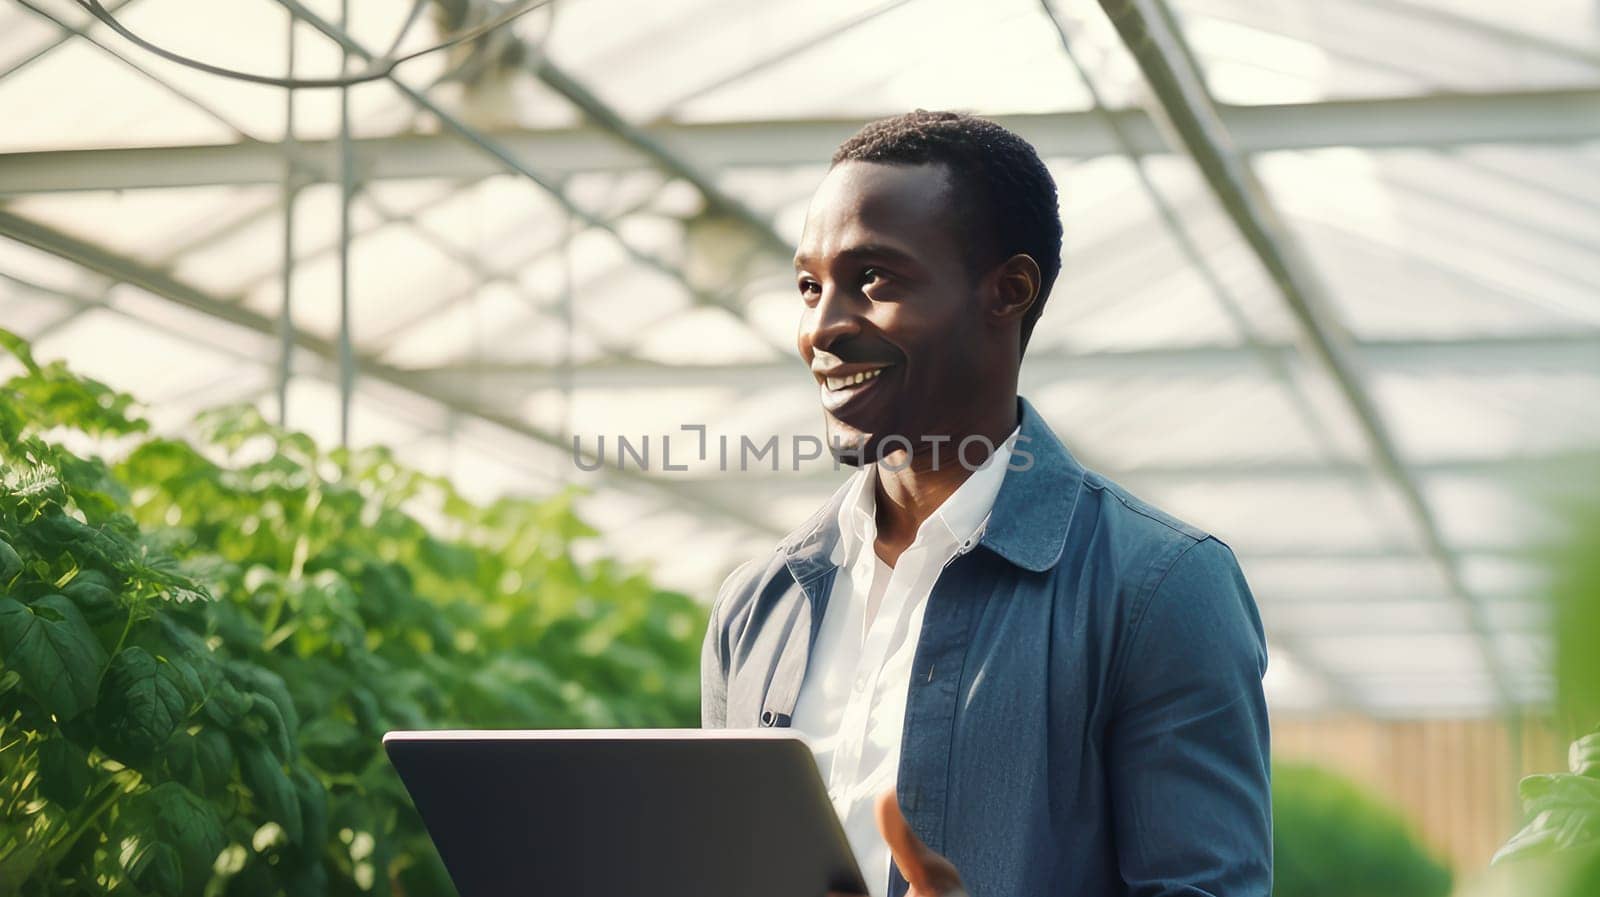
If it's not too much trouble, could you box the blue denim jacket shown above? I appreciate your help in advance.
[701,397,1272,897]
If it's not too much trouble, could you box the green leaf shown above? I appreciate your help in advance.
[238,740,303,845]
[129,840,184,897]
[95,646,188,768]
[1496,809,1571,863]
[162,653,206,709]
[0,594,108,720]
[201,676,250,727]
[291,765,329,856]
[62,568,122,625]
[226,662,300,737]
[0,326,40,370]
[1571,732,1600,778]
[39,737,96,809]
[245,691,294,763]
[1522,773,1600,812]
[139,782,227,897]
[0,536,21,582]
[1498,767,1600,865]
[168,726,235,799]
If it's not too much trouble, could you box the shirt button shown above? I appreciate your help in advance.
[853,673,869,692]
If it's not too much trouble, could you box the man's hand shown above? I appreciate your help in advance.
[827,790,969,897]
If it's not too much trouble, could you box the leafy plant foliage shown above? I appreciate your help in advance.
[1271,763,1452,897]
[1490,497,1600,896]
[1494,727,1600,864]
[0,330,706,895]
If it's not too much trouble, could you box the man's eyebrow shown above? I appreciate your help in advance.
[793,244,920,270]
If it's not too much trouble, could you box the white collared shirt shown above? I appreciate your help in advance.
[790,428,1019,897]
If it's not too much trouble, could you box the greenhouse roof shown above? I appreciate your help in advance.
[2,0,1598,717]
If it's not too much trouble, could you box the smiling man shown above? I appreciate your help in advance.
[700,111,1272,897]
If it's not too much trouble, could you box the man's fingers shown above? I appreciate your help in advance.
[875,789,933,893]
[874,789,970,897]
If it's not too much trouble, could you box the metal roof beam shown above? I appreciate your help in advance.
[3,87,1597,195]
[526,55,790,257]
[407,331,1600,391]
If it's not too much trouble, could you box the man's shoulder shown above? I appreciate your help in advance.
[710,468,862,619]
[1070,468,1246,600]
[713,553,780,604]
[705,550,790,640]
[1079,468,1209,546]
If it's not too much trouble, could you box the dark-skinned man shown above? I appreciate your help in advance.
[700,111,1272,897]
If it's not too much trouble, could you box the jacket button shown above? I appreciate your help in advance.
[760,710,776,726]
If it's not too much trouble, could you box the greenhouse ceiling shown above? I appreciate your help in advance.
[1,0,1597,718]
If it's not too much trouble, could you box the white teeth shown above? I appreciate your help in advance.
[824,368,884,391]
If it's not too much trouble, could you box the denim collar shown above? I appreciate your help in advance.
[780,396,1084,582]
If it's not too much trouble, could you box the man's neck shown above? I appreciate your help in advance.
[870,404,1018,568]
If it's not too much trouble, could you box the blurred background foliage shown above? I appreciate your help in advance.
[0,330,704,896]
[1271,762,1452,897]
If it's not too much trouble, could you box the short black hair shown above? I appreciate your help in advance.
[831,110,1063,352]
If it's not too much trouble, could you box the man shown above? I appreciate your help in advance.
[700,111,1271,897]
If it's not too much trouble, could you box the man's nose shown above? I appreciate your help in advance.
[801,283,864,354]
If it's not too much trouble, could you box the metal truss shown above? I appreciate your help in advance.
[3,87,1596,195]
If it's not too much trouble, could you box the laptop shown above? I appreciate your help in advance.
[384,728,869,897]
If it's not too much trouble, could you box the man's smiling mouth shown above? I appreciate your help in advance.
[814,363,898,418]
[810,347,900,417]
[824,368,886,391]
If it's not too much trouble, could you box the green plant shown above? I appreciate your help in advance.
[1271,762,1452,897]
[0,330,706,896]
[1489,494,1600,897]
[1494,727,1600,865]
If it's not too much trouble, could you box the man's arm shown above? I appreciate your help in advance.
[1106,536,1273,897]
[701,560,756,729]
[700,586,728,729]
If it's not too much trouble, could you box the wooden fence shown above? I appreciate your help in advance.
[1272,715,1567,881]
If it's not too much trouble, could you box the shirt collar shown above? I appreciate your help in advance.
[782,397,1085,582]
[830,427,1020,570]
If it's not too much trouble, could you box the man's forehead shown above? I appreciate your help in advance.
[796,161,955,262]
[811,160,952,216]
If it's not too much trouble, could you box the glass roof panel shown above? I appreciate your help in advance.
[1259,147,1600,331]
[0,7,68,76]
[9,186,275,263]
[1178,0,1600,102]
[656,0,1097,122]
[0,36,235,150]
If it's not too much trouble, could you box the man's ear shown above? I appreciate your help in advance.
[987,253,1041,325]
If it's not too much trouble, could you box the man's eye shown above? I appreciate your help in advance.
[798,279,821,297]
[862,268,888,285]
